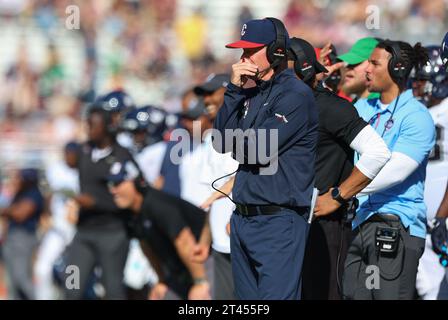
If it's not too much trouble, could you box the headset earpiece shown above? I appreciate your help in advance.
[266,17,288,68]
[134,175,149,195]
[289,39,316,83]
[387,41,407,82]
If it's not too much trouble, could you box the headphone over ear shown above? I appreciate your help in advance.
[386,41,407,82]
[134,175,149,195]
[265,17,288,68]
[289,39,316,83]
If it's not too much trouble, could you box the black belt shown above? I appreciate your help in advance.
[235,204,304,217]
[368,213,401,223]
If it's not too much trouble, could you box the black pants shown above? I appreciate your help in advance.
[64,226,129,299]
[302,209,353,300]
[342,216,425,300]
[212,250,235,300]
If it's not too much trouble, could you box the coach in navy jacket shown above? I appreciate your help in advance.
[213,18,318,300]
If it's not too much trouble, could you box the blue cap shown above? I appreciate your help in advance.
[180,98,207,120]
[442,32,448,70]
[121,105,167,142]
[226,19,278,49]
[194,73,230,95]
[64,141,81,153]
[95,90,135,113]
[107,160,140,185]
[20,168,39,184]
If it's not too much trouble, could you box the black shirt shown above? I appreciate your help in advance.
[134,187,205,298]
[77,142,134,229]
[314,83,368,193]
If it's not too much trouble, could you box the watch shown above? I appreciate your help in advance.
[331,187,348,205]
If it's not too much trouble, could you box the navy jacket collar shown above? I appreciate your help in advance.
[256,68,292,91]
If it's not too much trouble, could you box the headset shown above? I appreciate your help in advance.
[265,17,288,69]
[385,40,407,83]
[289,38,316,83]
[108,159,149,195]
[134,175,149,195]
[441,32,448,71]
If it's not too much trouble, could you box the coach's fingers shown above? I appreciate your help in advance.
[231,62,259,87]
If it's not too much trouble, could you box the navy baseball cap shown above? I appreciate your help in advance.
[20,168,39,184]
[107,160,140,186]
[95,90,135,113]
[64,141,81,153]
[226,19,278,49]
[194,73,230,95]
[180,98,207,120]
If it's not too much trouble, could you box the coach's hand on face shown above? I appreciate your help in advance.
[231,58,259,87]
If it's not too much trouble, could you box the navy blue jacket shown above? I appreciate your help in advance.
[213,68,318,207]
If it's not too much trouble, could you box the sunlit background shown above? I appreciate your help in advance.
[0,0,446,173]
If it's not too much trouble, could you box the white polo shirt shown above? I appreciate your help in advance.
[179,133,238,254]
[135,141,167,185]
[46,160,79,238]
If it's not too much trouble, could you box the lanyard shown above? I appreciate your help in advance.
[368,113,382,130]
[367,95,400,138]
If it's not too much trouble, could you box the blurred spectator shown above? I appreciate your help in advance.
[39,44,65,100]
[237,5,253,27]
[1,168,44,300]
[178,99,213,207]
[232,5,254,41]
[63,104,134,300]
[153,88,197,196]
[1,43,39,118]
[0,0,447,300]
[33,0,59,34]
[175,8,208,60]
[34,142,80,300]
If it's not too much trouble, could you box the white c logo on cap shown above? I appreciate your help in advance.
[110,162,122,175]
[108,97,119,109]
[241,24,247,36]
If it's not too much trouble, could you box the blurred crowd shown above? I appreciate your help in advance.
[0,0,447,300]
